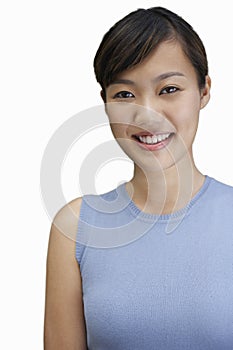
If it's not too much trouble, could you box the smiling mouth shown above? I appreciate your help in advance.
[132,132,174,145]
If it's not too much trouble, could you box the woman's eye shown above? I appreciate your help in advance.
[160,86,179,95]
[113,91,135,99]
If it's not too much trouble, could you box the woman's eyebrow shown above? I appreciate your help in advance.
[110,72,185,86]
[110,79,135,86]
[152,71,185,82]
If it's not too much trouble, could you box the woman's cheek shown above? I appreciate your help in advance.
[110,123,127,139]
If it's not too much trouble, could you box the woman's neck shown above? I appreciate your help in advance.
[125,154,205,215]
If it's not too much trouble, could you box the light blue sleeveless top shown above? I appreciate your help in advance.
[76,175,233,349]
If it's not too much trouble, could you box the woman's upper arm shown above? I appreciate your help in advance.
[44,197,87,350]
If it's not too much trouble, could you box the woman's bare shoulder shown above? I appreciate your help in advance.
[52,196,83,243]
[44,196,87,349]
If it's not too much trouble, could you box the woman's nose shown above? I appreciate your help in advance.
[133,98,165,128]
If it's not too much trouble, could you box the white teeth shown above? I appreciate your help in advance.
[152,135,158,143]
[138,133,171,144]
[146,136,152,144]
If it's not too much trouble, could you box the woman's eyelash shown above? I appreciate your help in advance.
[113,91,135,99]
[113,86,179,99]
[159,86,179,95]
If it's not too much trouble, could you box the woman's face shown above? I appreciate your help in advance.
[104,40,210,172]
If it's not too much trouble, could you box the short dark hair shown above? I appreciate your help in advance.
[94,7,208,95]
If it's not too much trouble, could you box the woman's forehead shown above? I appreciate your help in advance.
[112,41,195,83]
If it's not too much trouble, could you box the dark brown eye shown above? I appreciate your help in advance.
[114,91,135,99]
[160,86,179,95]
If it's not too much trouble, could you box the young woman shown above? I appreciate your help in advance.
[44,7,233,350]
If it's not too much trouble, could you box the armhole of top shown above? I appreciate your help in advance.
[75,196,86,268]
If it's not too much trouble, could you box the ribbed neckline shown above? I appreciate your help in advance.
[118,175,212,222]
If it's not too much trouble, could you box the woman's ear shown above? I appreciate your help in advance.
[200,75,211,109]
[100,89,109,115]
[100,90,106,103]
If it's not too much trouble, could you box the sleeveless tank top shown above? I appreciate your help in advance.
[76,175,233,349]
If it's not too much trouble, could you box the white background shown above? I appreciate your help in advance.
[1,0,232,348]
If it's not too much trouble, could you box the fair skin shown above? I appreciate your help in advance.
[44,198,87,349]
[104,40,211,214]
[44,40,211,349]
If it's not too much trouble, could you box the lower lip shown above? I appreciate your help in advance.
[134,134,174,151]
